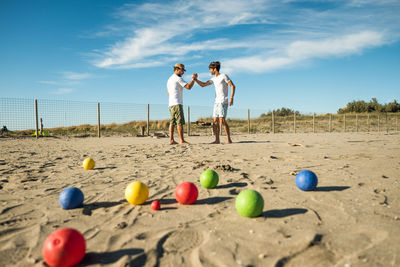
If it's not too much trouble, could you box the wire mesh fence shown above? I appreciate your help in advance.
[0,97,399,137]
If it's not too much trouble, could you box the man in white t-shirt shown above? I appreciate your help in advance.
[194,61,235,144]
[167,63,197,145]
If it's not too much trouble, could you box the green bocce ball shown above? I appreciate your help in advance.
[199,169,219,189]
[235,189,264,218]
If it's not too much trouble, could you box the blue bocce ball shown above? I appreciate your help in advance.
[59,187,84,209]
[295,170,318,191]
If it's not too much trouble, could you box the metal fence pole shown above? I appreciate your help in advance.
[396,114,398,131]
[40,118,43,135]
[329,114,332,132]
[272,111,275,134]
[367,114,370,132]
[248,109,250,134]
[312,113,315,133]
[386,113,389,134]
[378,115,380,132]
[35,99,39,139]
[97,103,101,138]
[147,104,150,136]
[187,106,190,136]
[344,114,346,132]
[293,113,296,133]
[356,114,358,132]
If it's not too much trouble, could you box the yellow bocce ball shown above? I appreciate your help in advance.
[125,181,149,205]
[82,158,95,170]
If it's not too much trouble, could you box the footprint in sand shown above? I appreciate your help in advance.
[162,229,203,253]
[0,247,29,265]
[135,232,147,240]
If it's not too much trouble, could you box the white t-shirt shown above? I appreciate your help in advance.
[167,73,187,107]
[209,74,231,104]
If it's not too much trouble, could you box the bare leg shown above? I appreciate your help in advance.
[211,117,220,144]
[220,118,232,144]
[169,124,178,145]
[177,125,189,145]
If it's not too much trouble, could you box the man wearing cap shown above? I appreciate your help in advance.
[167,63,197,145]
[194,61,235,144]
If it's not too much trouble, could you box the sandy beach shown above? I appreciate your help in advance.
[0,132,399,266]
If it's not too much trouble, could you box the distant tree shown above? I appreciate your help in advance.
[338,98,399,114]
[383,100,400,112]
[260,107,300,117]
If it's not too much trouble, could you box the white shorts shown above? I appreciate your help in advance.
[213,103,228,118]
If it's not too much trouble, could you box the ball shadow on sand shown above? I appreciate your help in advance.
[132,199,178,210]
[82,200,125,216]
[215,182,247,189]
[263,208,308,218]
[79,248,144,266]
[156,197,233,205]
[315,186,350,192]
[93,166,117,170]
[157,198,177,205]
[236,140,270,144]
[196,196,233,205]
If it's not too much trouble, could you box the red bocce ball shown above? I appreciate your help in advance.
[175,182,198,205]
[42,228,86,267]
[151,200,161,210]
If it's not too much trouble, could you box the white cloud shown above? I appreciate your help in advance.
[93,0,270,69]
[61,72,92,80]
[37,80,58,85]
[224,31,384,73]
[51,88,74,95]
[40,72,93,95]
[91,0,399,72]
[287,31,383,59]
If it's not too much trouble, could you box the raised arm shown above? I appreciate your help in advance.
[228,81,235,106]
[195,79,212,87]
[184,79,195,90]
[184,73,197,90]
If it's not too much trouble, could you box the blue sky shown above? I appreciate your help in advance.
[1,0,399,114]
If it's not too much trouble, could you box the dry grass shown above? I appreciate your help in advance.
[2,113,399,137]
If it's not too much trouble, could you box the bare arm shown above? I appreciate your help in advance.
[184,73,198,90]
[195,79,212,87]
[184,79,196,90]
[228,81,235,106]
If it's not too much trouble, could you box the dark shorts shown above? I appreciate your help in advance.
[169,104,185,125]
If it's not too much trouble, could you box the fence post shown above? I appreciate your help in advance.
[329,114,332,132]
[248,109,250,134]
[367,114,370,132]
[378,115,380,132]
[35,99,39,139]
[97,103,101,138]
[343,114,346,132]
[40,118,43,135]
[313,113,315,133]
[356,114,358,132]
[396,114,398,131]
[293,113,296,133]
[272,111,275,134]
[386,113,389,134]
[187,106,190,136]
[147,104,150,136]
